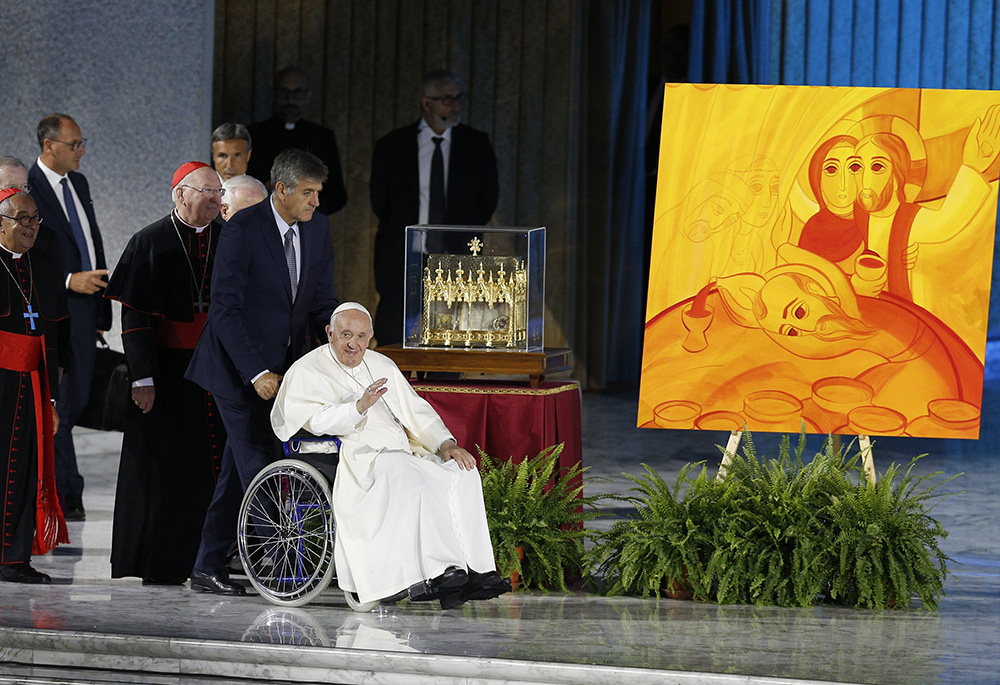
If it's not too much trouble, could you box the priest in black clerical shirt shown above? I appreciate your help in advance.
[246,66,347,216]
[0,188,69,584]
[105,162,227,585]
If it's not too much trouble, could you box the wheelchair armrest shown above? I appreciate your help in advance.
[284,429,342,457]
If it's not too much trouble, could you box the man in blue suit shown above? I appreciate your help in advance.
[185,149,339,594]
[29,114,111,521]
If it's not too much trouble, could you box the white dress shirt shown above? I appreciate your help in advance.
[417,122,452,225]
[35,157,97,286]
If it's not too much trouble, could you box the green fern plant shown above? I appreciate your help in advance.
[589,462,720,599]
[827,457,956,610]
[479,444,599,591]
[589,428,955,611]
[707,431,856,607]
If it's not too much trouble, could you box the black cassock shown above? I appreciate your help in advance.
[105,213,225,580]
[0,248,68,563]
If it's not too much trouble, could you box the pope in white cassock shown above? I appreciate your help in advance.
[271,302,510,608]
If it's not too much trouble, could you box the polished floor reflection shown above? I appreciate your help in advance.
[0,387,997,684]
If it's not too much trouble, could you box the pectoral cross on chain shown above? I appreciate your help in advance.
[193,294,208,313]
[23,304,38,331]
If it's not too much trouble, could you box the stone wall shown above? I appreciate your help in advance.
[0,0,215,345]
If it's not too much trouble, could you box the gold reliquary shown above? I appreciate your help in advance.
[403,226,545,352]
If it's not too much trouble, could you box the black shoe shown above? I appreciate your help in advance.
[462,571,512,601]
[440,571,512,609]
[190,568,246,596]
[408,566,469,602]
[63,494,85,521]
[439,590,467,610]
[0,562,52,584]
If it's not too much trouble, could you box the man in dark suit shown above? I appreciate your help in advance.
[369,70,499,345]
[185,149,339,595]
[29,113,111,521]
[247,67,347,216]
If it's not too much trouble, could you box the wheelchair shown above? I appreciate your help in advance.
[237,433,381,611]
[238,431,510,611]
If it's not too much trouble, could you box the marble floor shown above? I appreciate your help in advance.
[0,387,998,685]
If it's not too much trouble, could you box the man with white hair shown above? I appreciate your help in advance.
[221,174,267,221]
[105,162,227,584]
[0,156,29,191]
[272,302,509,609]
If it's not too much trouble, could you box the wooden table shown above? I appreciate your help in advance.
[378,345,571,387]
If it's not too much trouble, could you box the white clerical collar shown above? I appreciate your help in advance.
[284,121,296,131]
[0,241,23,259]
[269,195,297,233]
[173,210,207,233]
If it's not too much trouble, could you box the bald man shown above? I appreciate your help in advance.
[221,174,267,221]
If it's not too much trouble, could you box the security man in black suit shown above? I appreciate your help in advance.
[29,113,111,521]
[369,70,499,345]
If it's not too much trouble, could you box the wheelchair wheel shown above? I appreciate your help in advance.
[238,459,336,607]
[344,590,380,613]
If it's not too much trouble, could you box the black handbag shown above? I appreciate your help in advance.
[76,333,131,432]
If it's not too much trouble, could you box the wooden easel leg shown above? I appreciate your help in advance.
[716,430,742,481]
[858,434,876,486]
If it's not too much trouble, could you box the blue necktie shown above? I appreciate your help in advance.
[60,177,92,271]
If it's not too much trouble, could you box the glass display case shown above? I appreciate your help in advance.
[403,225,545,351]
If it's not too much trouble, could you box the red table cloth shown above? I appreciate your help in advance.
[410,380,582,473]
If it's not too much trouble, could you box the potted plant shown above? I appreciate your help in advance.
[590,430,955,611]
[706,432,855,607]
[826,457,956,610]
[589,462,720,600]
[479,444,599,591]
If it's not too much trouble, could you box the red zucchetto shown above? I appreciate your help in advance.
[172,161,213,189]
[0,187,23,205]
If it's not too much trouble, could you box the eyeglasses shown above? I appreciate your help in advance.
[1,214,43,227]
[426,93,467,106]
[277,87,309,99]
[50,138,87,151]
[0,184,30,193]
[181,185,226,197]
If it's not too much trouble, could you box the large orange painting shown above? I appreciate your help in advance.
[640,84,1000,439]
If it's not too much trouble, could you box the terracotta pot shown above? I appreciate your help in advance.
[509,546,525,591]
[661,565,694,601]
